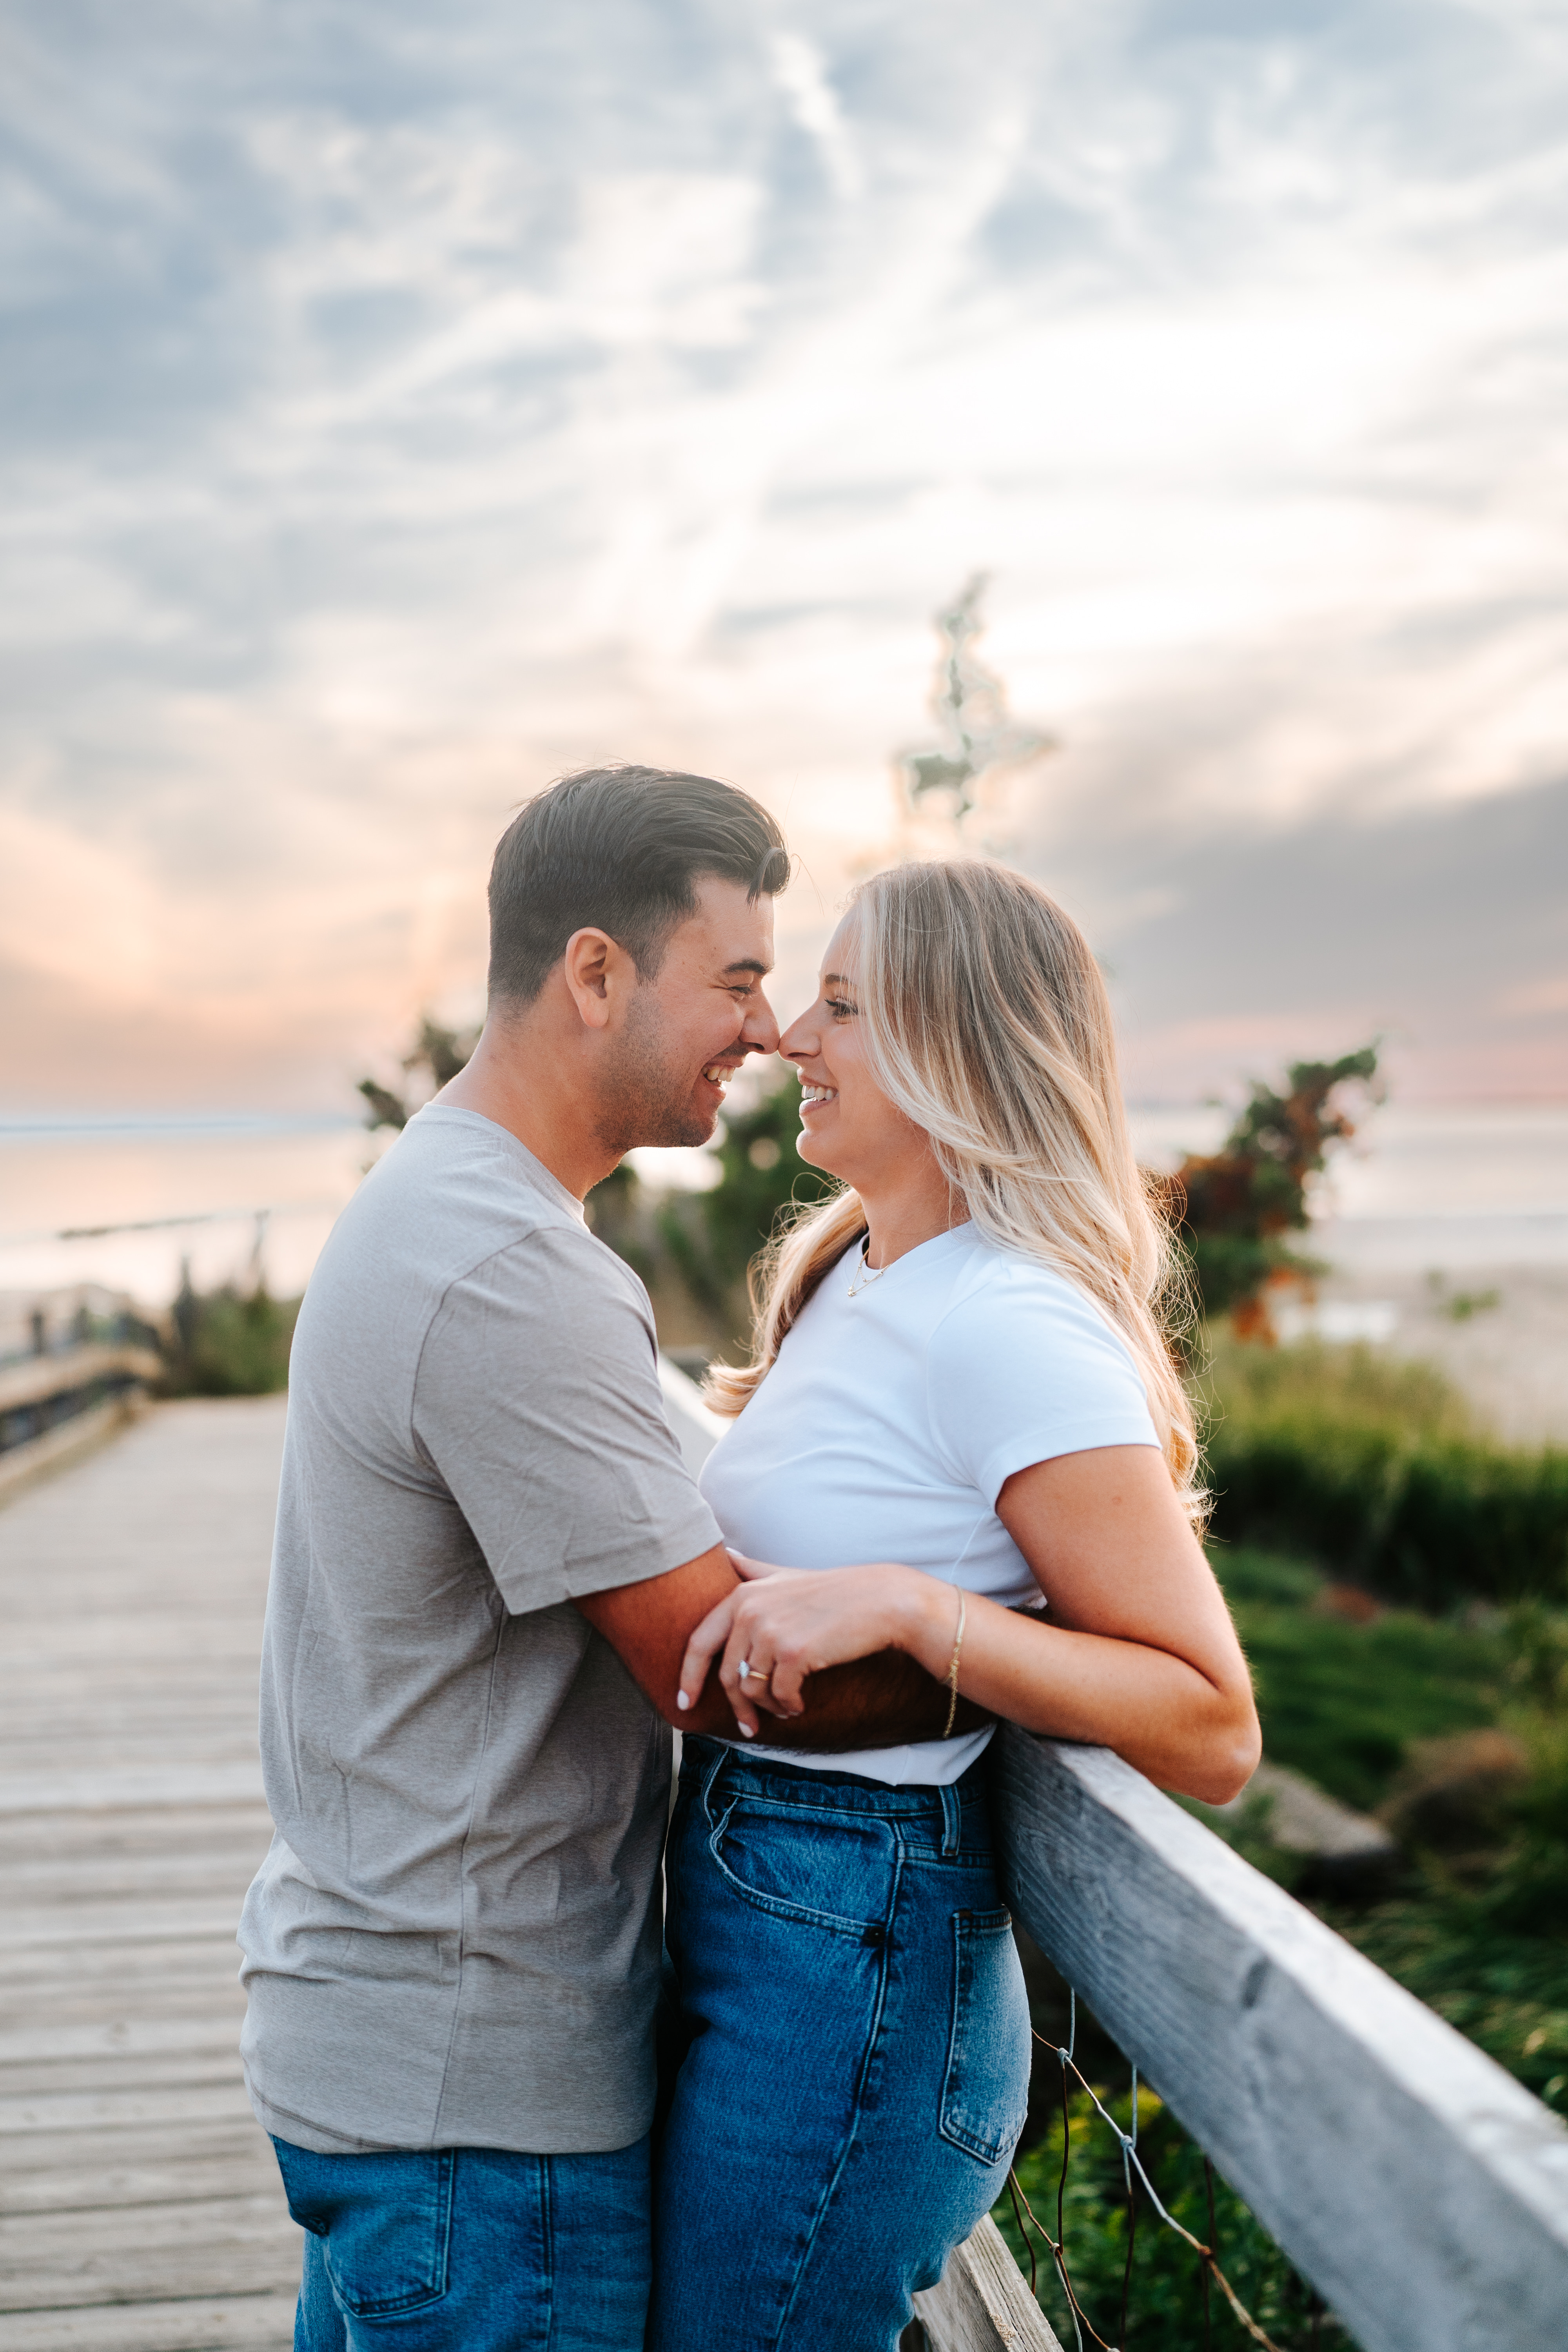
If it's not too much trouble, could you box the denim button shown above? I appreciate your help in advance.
[862,1922,885,1947]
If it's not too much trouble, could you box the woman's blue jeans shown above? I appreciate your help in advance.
[270,2132,651,2350]
[651,1737,1032,2352]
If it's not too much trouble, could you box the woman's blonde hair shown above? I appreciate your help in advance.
[705,859,1202,1516]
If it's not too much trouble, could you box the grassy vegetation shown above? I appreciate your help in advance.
[1216,1545,1502,1812]
[997,2080,1342,2351]
[1199,1336,1568,1611]
[1210,1546,1568,2111]
[161,1283,300,1397]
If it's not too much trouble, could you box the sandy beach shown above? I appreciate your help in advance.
[1309,1260,1568,1448]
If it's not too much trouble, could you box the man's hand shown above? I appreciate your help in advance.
[573,1544,978,1748]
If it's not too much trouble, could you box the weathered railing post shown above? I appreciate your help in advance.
[909,2217,1065,2350]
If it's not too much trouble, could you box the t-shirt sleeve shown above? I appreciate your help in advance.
[412,1223,721,1613]
[926,1260,1161,1507]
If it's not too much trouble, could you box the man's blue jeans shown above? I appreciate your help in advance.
[270,2132,651,2350]
[650,1738,1032,2352]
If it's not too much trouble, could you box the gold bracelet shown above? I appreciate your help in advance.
[941,1588,967,1739]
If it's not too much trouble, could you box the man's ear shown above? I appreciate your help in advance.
[561,927,636,1032]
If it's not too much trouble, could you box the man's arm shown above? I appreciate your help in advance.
[573,1547,984,1747]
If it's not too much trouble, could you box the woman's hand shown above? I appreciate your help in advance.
[676,1557,953,1739]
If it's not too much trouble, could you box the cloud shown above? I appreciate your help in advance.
[769,31,864,201]
[0,0,1564,1107]
[1060,770,1568,1105]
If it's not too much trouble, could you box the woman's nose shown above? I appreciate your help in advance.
[778,1010,815,1062]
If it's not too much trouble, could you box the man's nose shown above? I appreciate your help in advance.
[742,990,782,1057]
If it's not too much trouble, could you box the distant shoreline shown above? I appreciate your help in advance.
[0,1113,362,1140]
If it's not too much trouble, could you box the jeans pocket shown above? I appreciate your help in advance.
[938,1909,1031,2166]
[705,1797,893,1936]
[272,2138,455,2318]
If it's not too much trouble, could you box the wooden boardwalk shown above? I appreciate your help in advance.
[0,1399,299,2351]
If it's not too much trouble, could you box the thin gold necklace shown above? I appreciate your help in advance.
[846,1234,888,1299]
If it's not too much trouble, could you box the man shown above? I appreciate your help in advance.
[239,766,944,2350]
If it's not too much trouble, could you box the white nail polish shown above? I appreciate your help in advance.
[739,1722,755,1739]
[676,1691,689,1710]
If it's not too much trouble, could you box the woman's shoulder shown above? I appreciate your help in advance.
[942,1232,1116,1318]
[922,1236,1157,1494]
[933,1236,1140,1371]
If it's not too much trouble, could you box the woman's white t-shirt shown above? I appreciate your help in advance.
[697,1223,1161,1786]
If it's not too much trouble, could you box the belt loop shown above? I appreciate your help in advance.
[939,1780,961,1858]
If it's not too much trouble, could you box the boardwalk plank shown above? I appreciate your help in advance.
[0,1903,259,1952]
[0,1401,300,2342]
[0,2019,247,2067]
[0,2196,298,2300]
[0,2085,258,2136]
[0,2130,274,2207]
[0,1945,245,2002]
[0,2294,296,2350]
[0,1858,266,1910]
[0,2052,247,2102]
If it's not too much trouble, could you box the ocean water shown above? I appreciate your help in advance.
[1128,1103,1568,1275]
[0,1118,373,1315]
[2,1103,1566,1322]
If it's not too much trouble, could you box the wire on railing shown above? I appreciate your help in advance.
[1004,2000,1294,2352]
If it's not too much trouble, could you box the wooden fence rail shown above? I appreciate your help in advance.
[661,1363,1568,2352]
[0,1342,161,1503]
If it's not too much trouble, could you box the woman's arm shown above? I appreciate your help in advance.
[575,1543,981,1745]
[676,1445,1260,1803]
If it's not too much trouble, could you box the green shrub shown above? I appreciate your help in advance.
[1200,1334,1468,1434]
[1322,1703,1568,2114]
[1153,1046,1380,1327]
[1208,1544,1568,2111]
[163,1284,299,1397]
[1200,1340,1568,1608]
[996,2079,1341,2348]
[1214,1546,1504,1811]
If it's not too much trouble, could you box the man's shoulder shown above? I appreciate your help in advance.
[436,1217,648,1329]
[294,1112,637,1377]
[333,1110,594,1269]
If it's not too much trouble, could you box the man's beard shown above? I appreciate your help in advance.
[593,988,721,1157]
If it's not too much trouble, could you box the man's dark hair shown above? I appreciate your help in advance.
[488,765,790,1006]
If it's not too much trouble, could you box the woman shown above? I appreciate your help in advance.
[651,860,1259,2352]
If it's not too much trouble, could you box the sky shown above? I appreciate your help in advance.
[2,0,1566,1115]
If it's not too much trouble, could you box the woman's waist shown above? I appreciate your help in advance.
[679,1732,993,1815]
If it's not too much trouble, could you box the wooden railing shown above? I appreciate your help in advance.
[657,1359,1568,2352]
[0,1338,162,1498]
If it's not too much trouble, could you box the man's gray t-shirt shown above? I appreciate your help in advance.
[238,1106,720,2156]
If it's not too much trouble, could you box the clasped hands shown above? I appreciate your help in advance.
[675,1550,949,1740]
